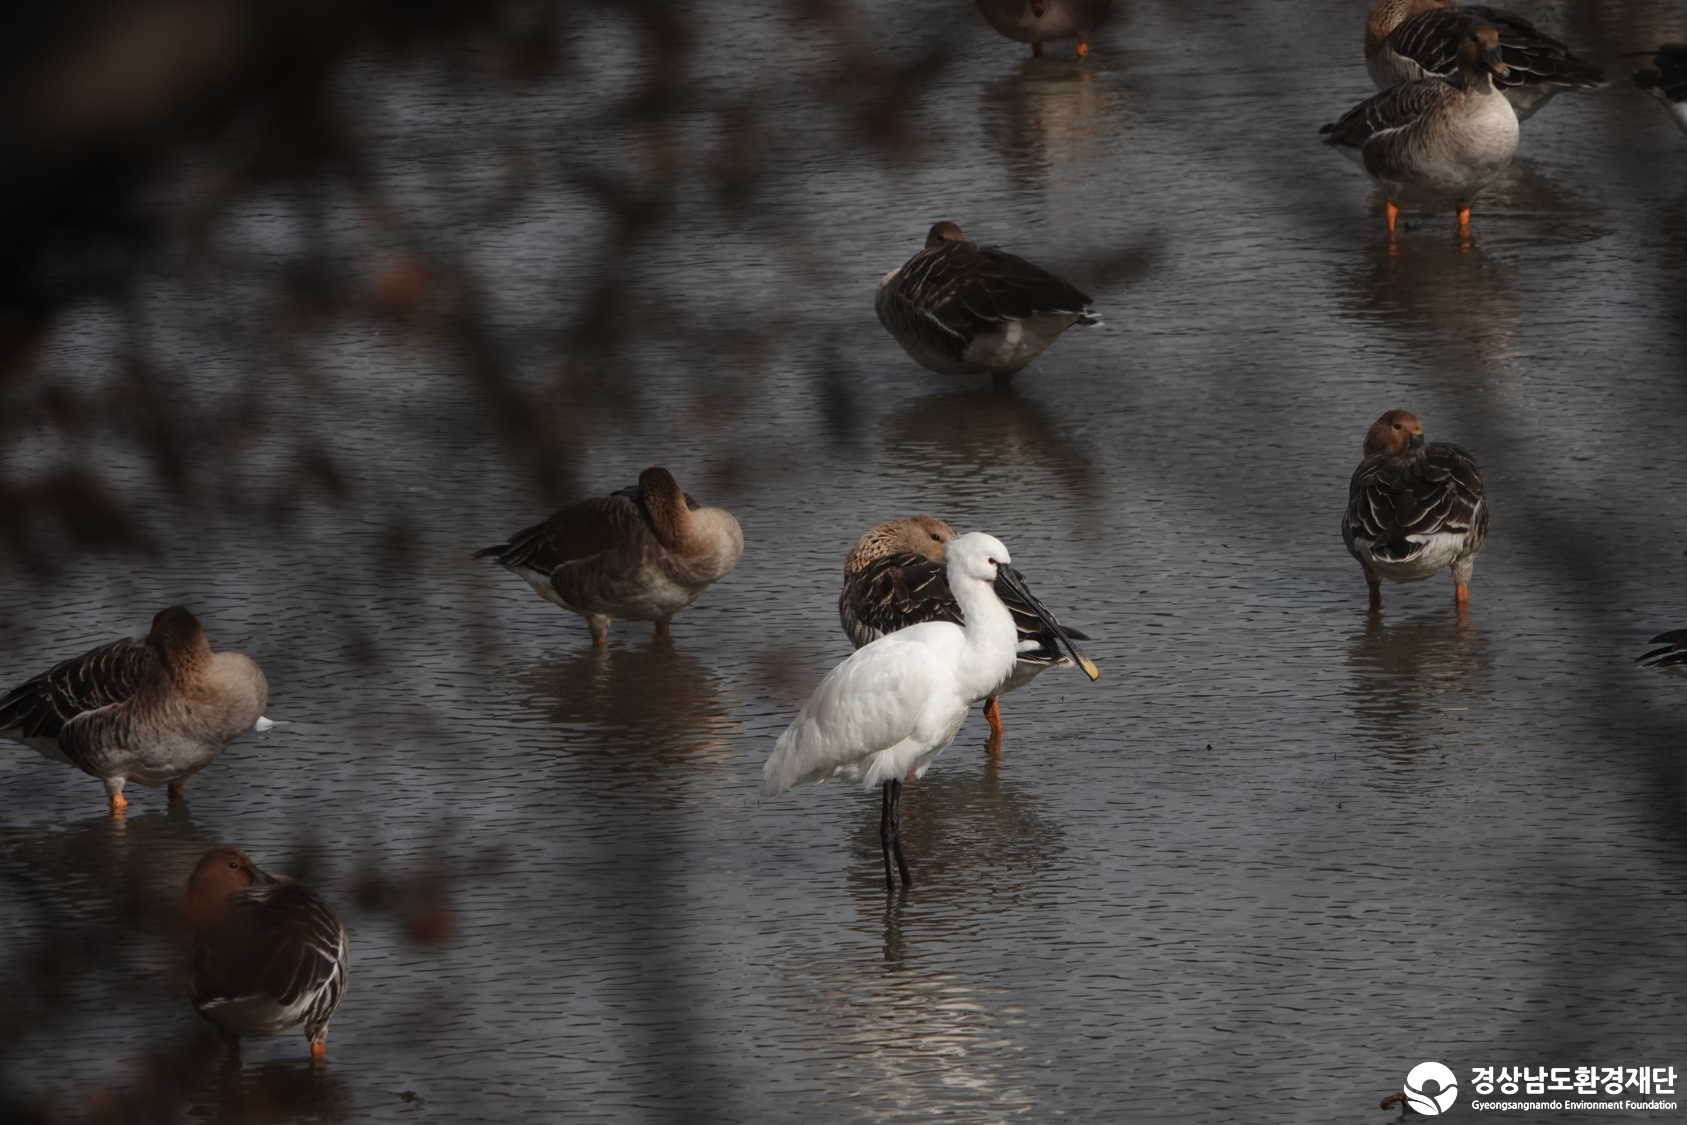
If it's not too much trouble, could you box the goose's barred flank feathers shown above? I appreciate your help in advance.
[876,223,1099,377]
[1345,441,1487,561]
[1322,80,1461,150]
[1639,629,1687,670]
[0,637,158,743]
[841,555,1090,665]
[1384,8,1603,92]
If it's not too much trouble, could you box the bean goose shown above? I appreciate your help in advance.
[0,606,270,814]
[1342,409,1488,608]
[1365,0,1603,121]
[876,222,1100,383]
[976,0,1111,59]
[1632,45,1687,135]
[1324,17,1518,237]
[184,847,350,1062]
[839,516,1096,738]
[476,467,743,644]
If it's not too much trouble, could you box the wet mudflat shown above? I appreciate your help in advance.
[4,0,1687,1120]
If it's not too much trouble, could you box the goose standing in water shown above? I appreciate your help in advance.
[976,0,1111,59]
[1364,0,1603,121]
[183,847,350,1062]
[839,516,1096,739]
[0,607,270,814]
[765,533,1089,889]
[1632,45,1687,135]
[876,222,1100,386]
[476,467,743,644]
[1638,628,1687,673]
[1324,17,1518,239]
[1342,409,1488,609]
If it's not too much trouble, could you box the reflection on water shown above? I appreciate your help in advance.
[1345,607,1493,763]
[1340,232,1521,373]
[846,758,1066,912]
[881,386,1099,514]
[516,639,737,770]
[982,58,1133,190]
[185,1058,353,1125]
[0,803,219,925]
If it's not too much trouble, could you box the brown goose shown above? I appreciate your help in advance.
[839,516,1096,737]
[1324,18,1518,237]
[1365,0,1603,121]
[1632,45,1687,136]
[1342,409,1488,608]
[476,467,743,644]
[184,847,350,1062]
[875,222,1099,383]
[0,607,270,814]
[976,0,1111,59]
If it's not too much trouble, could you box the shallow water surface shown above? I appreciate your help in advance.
[4,0,1687,1121]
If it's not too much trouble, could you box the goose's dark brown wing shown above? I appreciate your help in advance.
[839,554,1090,661]
[0,637,159,741]
[1345,442,1486,560]
[882,240,1095,360]
[191,883,350,1039]
[474,490,648,572]
[1639,628,1687,669]
[839,553,964,649]
[1321,80,1458,165]
[1462,5,1604,90]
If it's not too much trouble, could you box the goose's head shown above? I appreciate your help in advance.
[1458,21,1510,82]
[182,846,281,929]
[845,515,957,579]
[925,221,967,250]
[1363,409,1426,457]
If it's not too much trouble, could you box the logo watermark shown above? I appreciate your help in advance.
[1404,1062,1460,1116]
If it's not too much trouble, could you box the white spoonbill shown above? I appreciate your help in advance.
[763,532,1089,889]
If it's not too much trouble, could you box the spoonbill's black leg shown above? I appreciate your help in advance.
[888,778,912,887]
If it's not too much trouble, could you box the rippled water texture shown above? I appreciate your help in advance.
[4,0,1687,1121]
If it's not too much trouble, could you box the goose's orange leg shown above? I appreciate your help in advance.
[983,696,1002,735]
[310,1042,326,1061]
[168,782,185,801]
[1368,581,1382,609]
[1076,36,1089,58]
[107,792,128,815]
[1456,205,1471,250]
[1455,584,1469,607]
[1385,200,1399,234]
[654,620,670,638]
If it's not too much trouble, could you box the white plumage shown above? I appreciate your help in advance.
[763,532,1084,888]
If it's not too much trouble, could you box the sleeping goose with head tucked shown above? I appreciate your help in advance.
[1365,0,1603,122]
[839,516,1097,739]
[0,607,270,815]
[875,222,1100,385]
[184,846,350,1062]
[476,467,743,644]
[1324,16,1518,238]
[1342,409,1488,609]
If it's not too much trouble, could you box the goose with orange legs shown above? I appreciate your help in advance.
[1342,410,1488,610]
[976,0,1111,59]
[476,467,743,644]
[1323,16,1518,242]
[0,607,270,815]
[183,847,349,1063]
[1364,0,1603,122]
[839,516,1096,741]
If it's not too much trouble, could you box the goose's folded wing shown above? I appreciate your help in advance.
[1347,445,1485,549]
[1385,9,1470,80]
[0,637,157,741]
[195,886,348,1011]
[892,242,1092,342]
[1321,80,1453,150]
[1463,5,1604,88]
[839,554,963,649]
[474,491,647,572]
